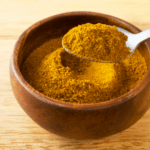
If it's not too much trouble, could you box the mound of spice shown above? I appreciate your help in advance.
[22,36,147,104]
[62,23,131,61]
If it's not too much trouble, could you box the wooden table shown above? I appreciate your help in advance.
[0,0,150,149]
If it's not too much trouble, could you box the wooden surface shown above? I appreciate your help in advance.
[0,0,150,149]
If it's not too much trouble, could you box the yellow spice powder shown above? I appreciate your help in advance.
[62,23,131,61]
[22,37,147,104]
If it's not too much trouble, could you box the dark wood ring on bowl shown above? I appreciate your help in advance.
[10,11,150,139]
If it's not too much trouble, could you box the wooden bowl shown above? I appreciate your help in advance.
[10,11,150,139]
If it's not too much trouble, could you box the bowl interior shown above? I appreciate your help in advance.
[18,13,150,70]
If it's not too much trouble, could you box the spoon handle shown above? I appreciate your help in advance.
[135,29,150,44]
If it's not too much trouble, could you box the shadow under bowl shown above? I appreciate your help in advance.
[10,11,150,139]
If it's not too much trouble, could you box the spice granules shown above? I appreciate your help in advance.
[62,23,131,61]
[21,36,147,104]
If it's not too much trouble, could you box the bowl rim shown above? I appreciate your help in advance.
[11,11,150,110]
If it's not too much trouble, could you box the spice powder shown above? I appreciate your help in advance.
[22,36,147,104]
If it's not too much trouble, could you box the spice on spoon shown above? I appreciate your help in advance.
[62,23,131,61]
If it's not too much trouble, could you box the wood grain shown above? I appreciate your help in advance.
[0,0,150,149]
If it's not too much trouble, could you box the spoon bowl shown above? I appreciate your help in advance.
[62,27,150,63]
